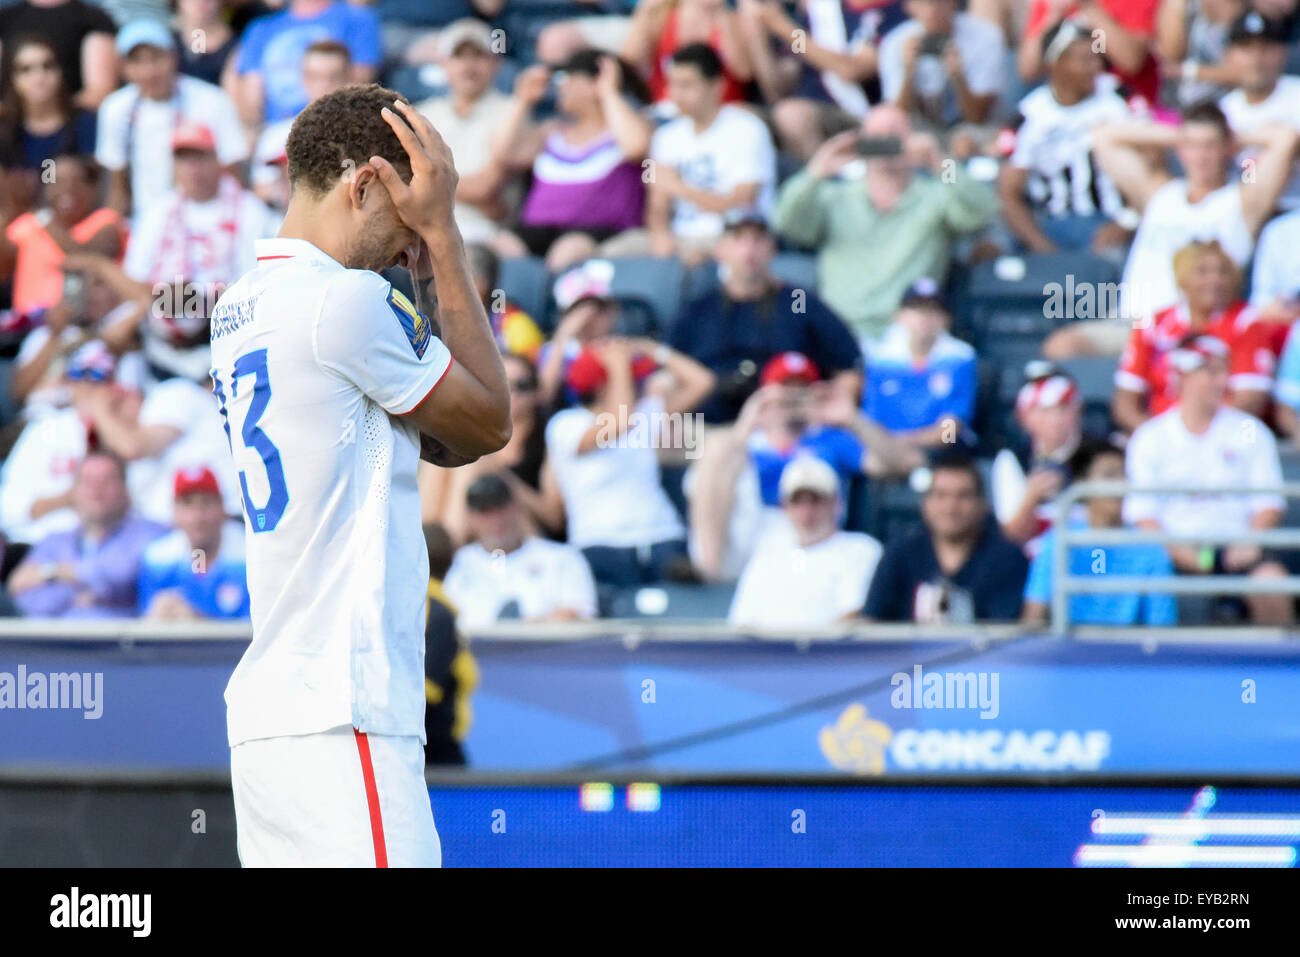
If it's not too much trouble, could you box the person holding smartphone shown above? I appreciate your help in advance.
[877,0,1006,128]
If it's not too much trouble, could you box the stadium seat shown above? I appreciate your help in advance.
[1055,355,1119,437]
[608,257,687,334]
[957,252,1122,364]
[498,256,551,328]
[868,480,923,545]
[383,64,447,104]
[962,250,1120,304]
[843,475,873,534]
[769,252,818,292]
[604,582,737,619]
[677,261,718,312]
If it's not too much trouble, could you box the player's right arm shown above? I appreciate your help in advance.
[370,99,512,461]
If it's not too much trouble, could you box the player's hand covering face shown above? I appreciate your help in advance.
[369,99,460,240]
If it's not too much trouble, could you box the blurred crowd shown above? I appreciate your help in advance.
[0,0,1299,633]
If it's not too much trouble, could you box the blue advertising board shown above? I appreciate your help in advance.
[1,635,1298,776]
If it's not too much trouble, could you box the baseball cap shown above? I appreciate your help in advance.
[439,18,494,58]
[1169,334,1229,373]
[1228,11,1289,45]
[899,276,946,311]
[466,473,513,512]
[778,456,840,502]
[172,123,216,154]
[174,465,221,500]
[567,346,658,396]
[553,260,616,314]
[760,351,821,387]
[66,339,117,382]
[1015,362,1079,413]
[116,19,174,57]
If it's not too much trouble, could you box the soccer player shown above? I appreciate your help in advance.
[208,85,511,867]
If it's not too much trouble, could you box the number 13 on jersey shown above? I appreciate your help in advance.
[212,348,289,533]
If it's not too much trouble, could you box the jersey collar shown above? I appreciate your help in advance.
[254,237,341,268]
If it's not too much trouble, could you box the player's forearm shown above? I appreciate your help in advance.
[422,229,512,447]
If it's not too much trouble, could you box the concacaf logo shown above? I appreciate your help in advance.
[819,704,892,775]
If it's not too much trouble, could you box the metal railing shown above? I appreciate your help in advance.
[1051,480,1300,636]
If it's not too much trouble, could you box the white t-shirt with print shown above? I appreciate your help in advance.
[1010,77,1130,219]
[879,12,1006,123]
[444,537,598,629]
[650,104,777,239]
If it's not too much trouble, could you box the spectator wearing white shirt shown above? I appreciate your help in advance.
[729,455,882,628]
[1250,206,1300,324]
[1156,0,1246,110]
[443,474,598,629]
[737,0,882,161]
[1124,334,1292,624]
[1046,102,1298,360]
[999,19,1132,254]
[95,20,248,217]
[1217,12,1300,208]
[641,43,777,265]
[415,21,517,253]
[545,335,716,586]
[77,123,277,383]
[878,0,1005,131]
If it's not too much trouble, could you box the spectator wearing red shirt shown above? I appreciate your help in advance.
[1112,238,1274,432]
[1019,0,1162,106]
[622,0,753,109]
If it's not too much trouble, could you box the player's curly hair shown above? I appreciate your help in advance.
[286,83,415,197]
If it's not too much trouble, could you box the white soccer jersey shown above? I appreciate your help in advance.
[209,237,453,748]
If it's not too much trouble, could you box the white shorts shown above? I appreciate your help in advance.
[231,725,441,867]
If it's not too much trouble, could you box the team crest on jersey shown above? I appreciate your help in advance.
[387,287,431,359]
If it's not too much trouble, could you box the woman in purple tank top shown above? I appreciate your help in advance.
[490,49,653,271]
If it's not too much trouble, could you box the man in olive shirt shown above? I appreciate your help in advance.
[772,104,997,340]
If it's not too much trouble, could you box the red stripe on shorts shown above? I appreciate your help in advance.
[353,729,388,867]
